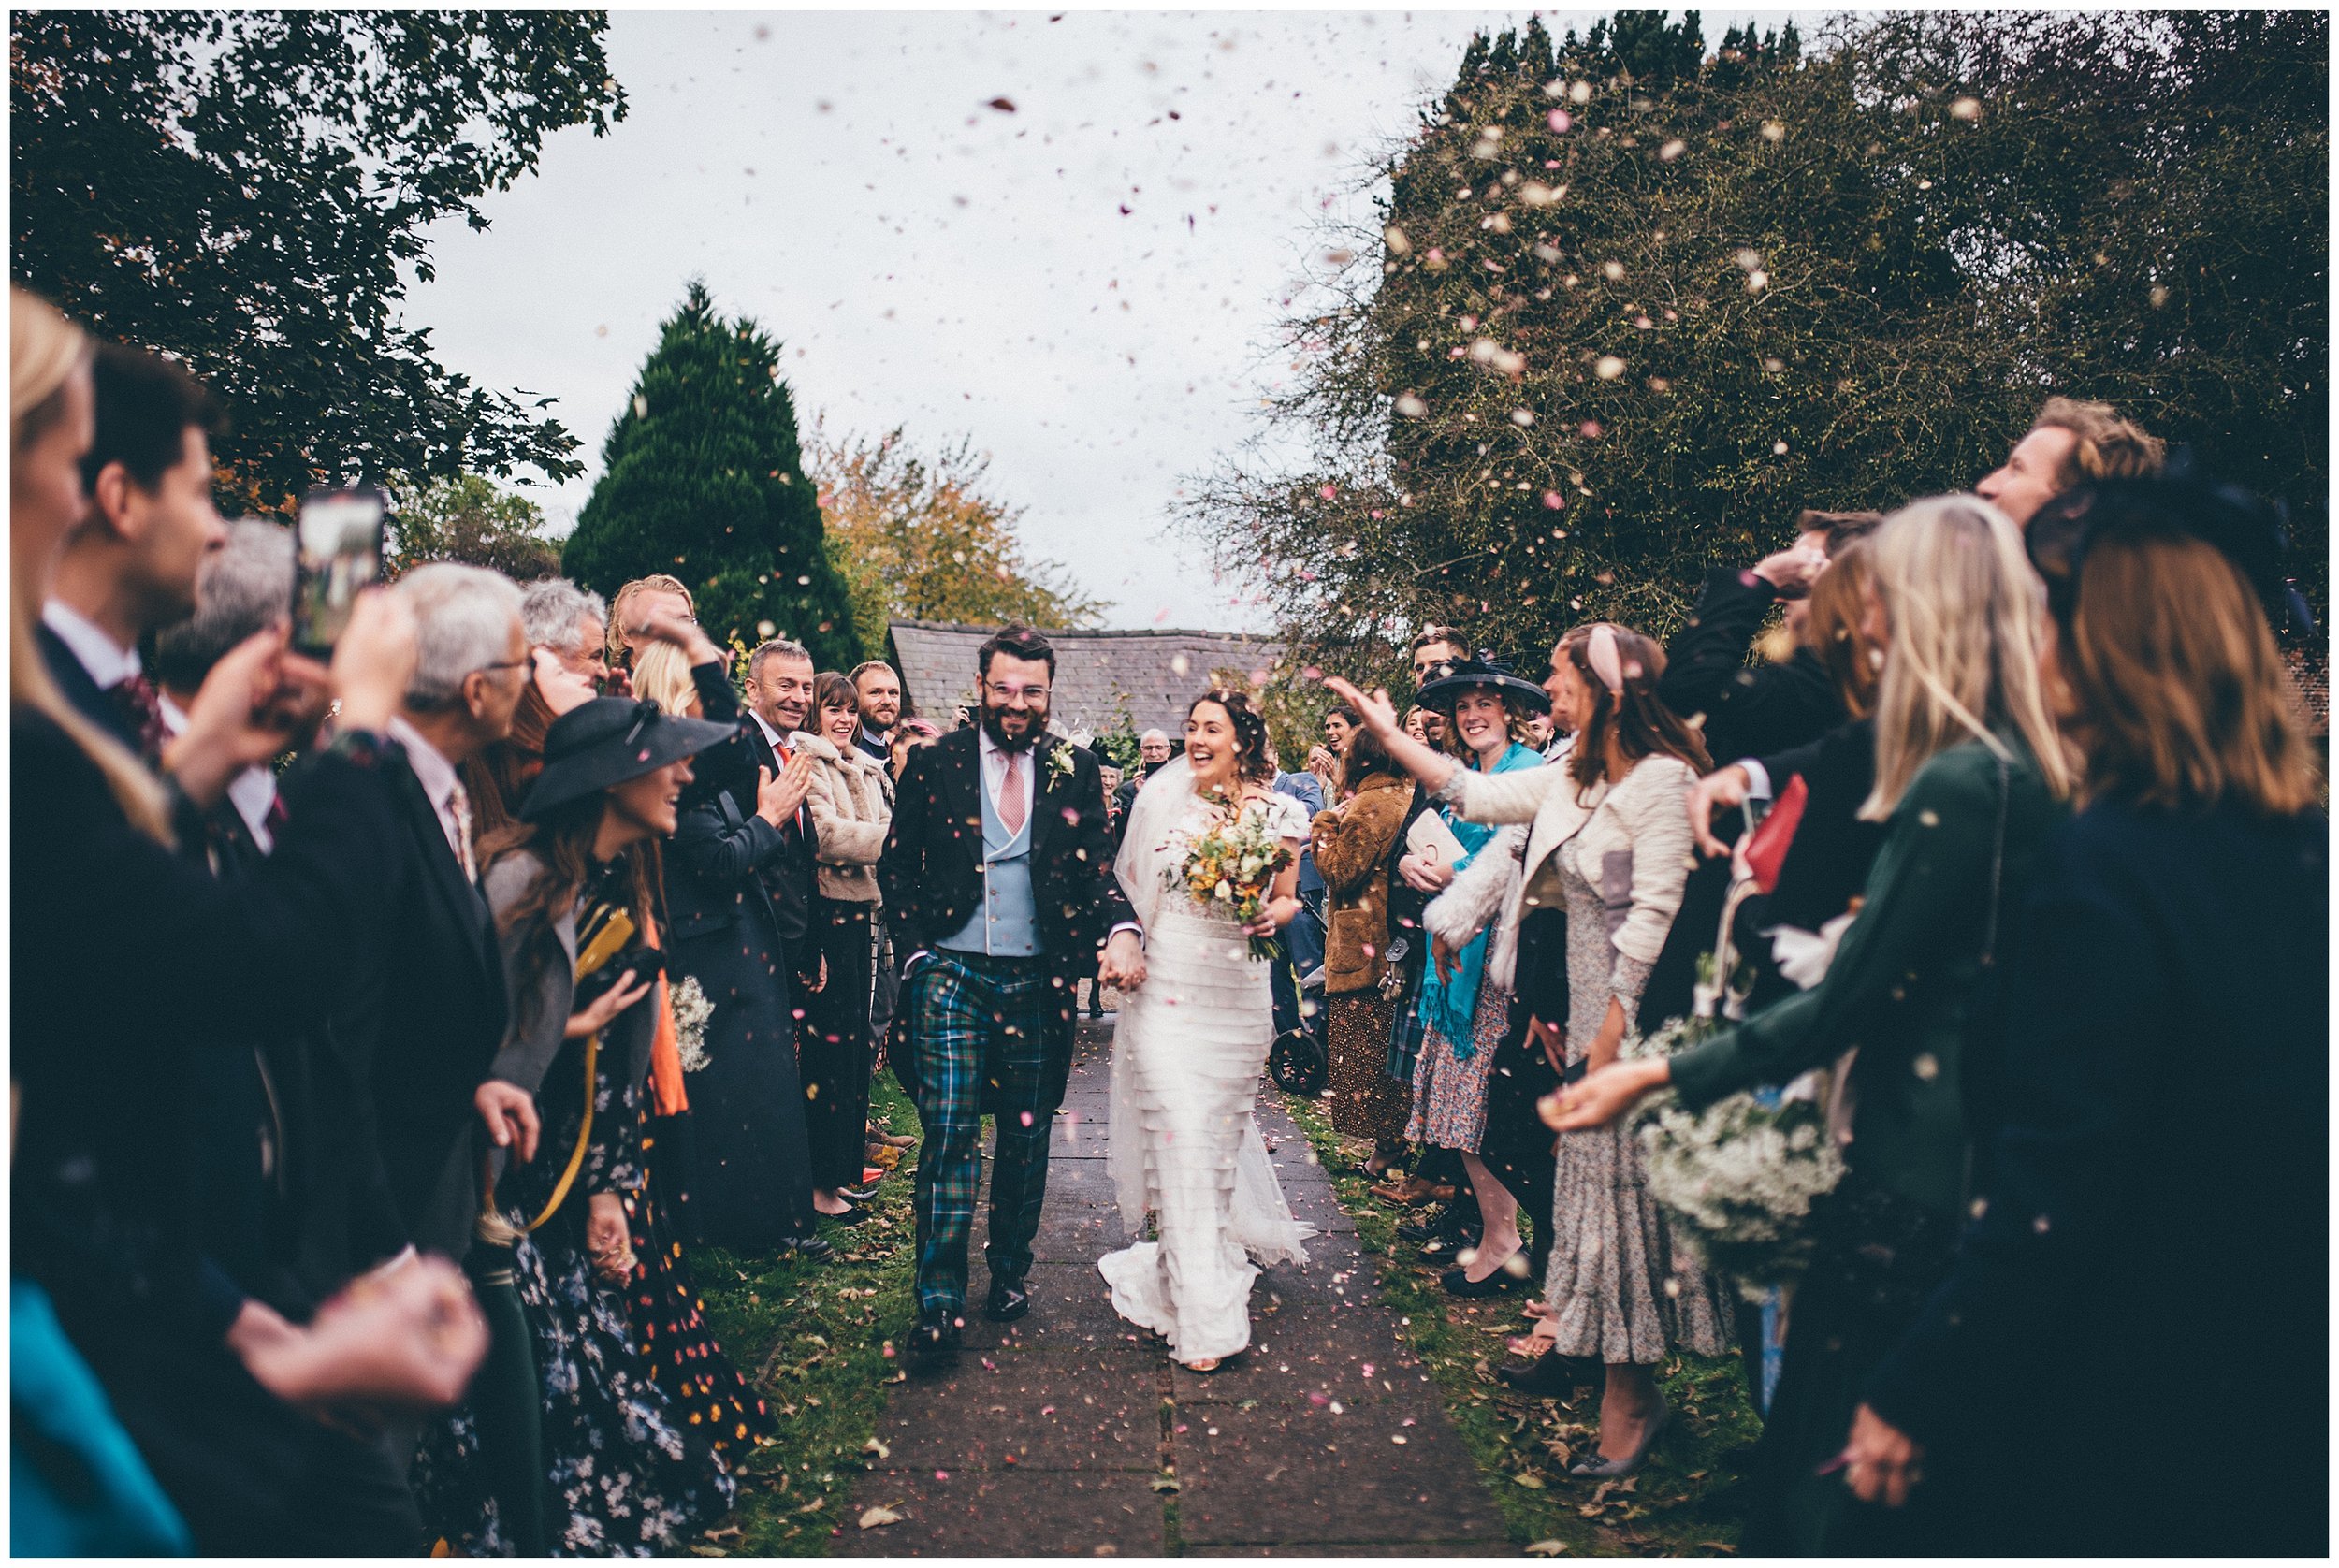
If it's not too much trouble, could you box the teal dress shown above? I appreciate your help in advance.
[1405,743,1542,1150]
[10,1281,191,1556]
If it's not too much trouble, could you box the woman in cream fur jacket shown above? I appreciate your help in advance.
[790,675,896,1218]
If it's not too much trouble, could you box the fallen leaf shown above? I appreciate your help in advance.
[1149,1474,1181,1494]
[1525,1542,1568,1557]
[1514,1473,1546,1489]
[863,1437,891,1461]
[857,1505,905,1530]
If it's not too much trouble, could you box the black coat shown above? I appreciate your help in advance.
[879,726,1131,972]
[1639,566,1848,1030]
[327,757,508,1265]
[1865,799,2328,1555]
[10,707,408,1548]
[1657,565,1843,770]
[36,619,145,756]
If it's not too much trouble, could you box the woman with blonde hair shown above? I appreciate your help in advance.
[605,573,696,678]
[11,289,488,1552]
[1843,473,2323,1554]
[1550,494,2071,1551]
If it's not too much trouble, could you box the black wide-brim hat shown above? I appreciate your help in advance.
[521,697,738,821]
[1416,655,1551,716]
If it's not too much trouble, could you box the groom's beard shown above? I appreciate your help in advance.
[980,698,1047,753]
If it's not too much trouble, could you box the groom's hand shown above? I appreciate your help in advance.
[1097,929,1146,993]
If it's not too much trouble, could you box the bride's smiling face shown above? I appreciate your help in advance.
[1184,699,1241,790]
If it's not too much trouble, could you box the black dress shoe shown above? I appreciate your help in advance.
[984,1276,1030,1322]
[819,1202,873,1227]
[1496,1348,1604,1398]
[909,1315,962,1375]
[1396,1207,1448,1244]
[785,1235,835,1263]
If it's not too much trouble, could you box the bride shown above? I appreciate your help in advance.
[1098,690,1315,1372]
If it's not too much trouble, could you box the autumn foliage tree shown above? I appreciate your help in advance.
[388,473,562,582]
[1184,10,2327,689]
[810,423,1105,651]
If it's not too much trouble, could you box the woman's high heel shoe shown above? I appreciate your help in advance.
[1440,1248,1524,1298]
[1567,1397,1669,1478]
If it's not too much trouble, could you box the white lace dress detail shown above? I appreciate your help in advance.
[1098,773,1313,1362]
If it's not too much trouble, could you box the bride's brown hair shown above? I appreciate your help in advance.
[1187,689,1274,784]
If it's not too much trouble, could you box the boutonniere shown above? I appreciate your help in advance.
[1044,745,1077,786]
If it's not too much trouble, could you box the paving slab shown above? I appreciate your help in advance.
[839,1019,1511,1557]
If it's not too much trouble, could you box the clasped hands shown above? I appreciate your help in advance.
[1097,928,1147,992]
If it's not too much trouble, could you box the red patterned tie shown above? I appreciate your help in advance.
[112,673,166,762]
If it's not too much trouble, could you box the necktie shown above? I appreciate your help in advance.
[264,791,289,838]
[448,777,479,883]
[111,673,166,763]
[997,750,1026,836]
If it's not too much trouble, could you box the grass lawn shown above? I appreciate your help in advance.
[1277,1087,1765,1557]
[686,1071,923,1556]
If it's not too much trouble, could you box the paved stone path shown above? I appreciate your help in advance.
[839,1020,1512,1557]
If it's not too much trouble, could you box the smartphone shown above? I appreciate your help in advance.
[292,486,386,655]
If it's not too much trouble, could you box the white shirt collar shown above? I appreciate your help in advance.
[42,600,139,690]
[749,709,783,748]
[387,716,458,814]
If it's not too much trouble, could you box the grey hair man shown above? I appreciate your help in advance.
[390,562,528,822]
[151,516,298,854]
[520,577,609,690]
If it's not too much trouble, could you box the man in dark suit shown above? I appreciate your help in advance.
[880,626,1142,1371]
[741,637,825,984]
[341,561,529,1270]
[38,342,227,760]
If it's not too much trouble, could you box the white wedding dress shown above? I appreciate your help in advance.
[1097,759,1315,1364]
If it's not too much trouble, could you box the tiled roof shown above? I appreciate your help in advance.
[885,619,1284,742]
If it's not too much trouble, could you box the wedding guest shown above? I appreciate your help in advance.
[353,562,530,1269]
[420,697,749,1552]
[39,341,228,762]
[1114,727,1173,829]
[1322,703,1361,765]
[891,717,942,780]
[520,577,610,693]
[604,573,696,676]
[740,638,825,1011]
[1308,723,1414,1173]
[1550,496,2073,1549]
[1394,658,1546,1293]
[1402,705,1432,746]
[647,628,828,1255]
[1847,473,2325,1555]
[1640,514,1876,1033]
[850,658,903,761]
[793,671,895,1221]
[10,289,486,1553]
[1974,396,2163,528]
[1409,626,1468,686]
[850,659,907,1052]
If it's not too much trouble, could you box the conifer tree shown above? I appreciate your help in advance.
[564,283,862,670]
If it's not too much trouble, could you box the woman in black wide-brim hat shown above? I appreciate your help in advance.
[418,699,764,1555]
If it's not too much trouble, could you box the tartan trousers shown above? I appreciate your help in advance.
[900,949,1063,1318]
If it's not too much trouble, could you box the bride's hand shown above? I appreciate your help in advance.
[1098,928,1147,992]
[1320,676,1401,740]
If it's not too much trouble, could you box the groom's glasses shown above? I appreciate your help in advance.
[983,679,1050,705]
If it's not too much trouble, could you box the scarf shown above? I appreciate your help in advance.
[1417,742,1543,1054]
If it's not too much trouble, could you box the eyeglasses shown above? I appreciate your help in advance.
[474,660,530,677]
[983,680,1050,704]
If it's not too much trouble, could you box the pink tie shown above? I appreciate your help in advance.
[998,751,1026,836]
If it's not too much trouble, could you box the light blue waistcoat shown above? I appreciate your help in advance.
[936,755,1042,957]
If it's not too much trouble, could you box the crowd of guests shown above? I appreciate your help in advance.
[1303,394,2325,1553]
[8,288,937,1555]
[11,271,2327,1561]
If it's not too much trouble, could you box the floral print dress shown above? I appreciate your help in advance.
[419,878,739,1555]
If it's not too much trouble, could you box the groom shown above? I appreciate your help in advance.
[879,625,1145,1372]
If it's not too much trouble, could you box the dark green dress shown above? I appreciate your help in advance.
[1666,734,2064,1555]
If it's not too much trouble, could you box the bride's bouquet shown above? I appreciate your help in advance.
[1170,798,1294,961]
[1620,1015,1845,1301]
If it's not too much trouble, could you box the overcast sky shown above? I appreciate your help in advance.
[407,9,1789,632]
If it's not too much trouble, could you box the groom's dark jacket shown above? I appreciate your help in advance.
[879,726,1133,977]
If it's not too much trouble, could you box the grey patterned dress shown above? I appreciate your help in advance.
[1540,755,1734,1364]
